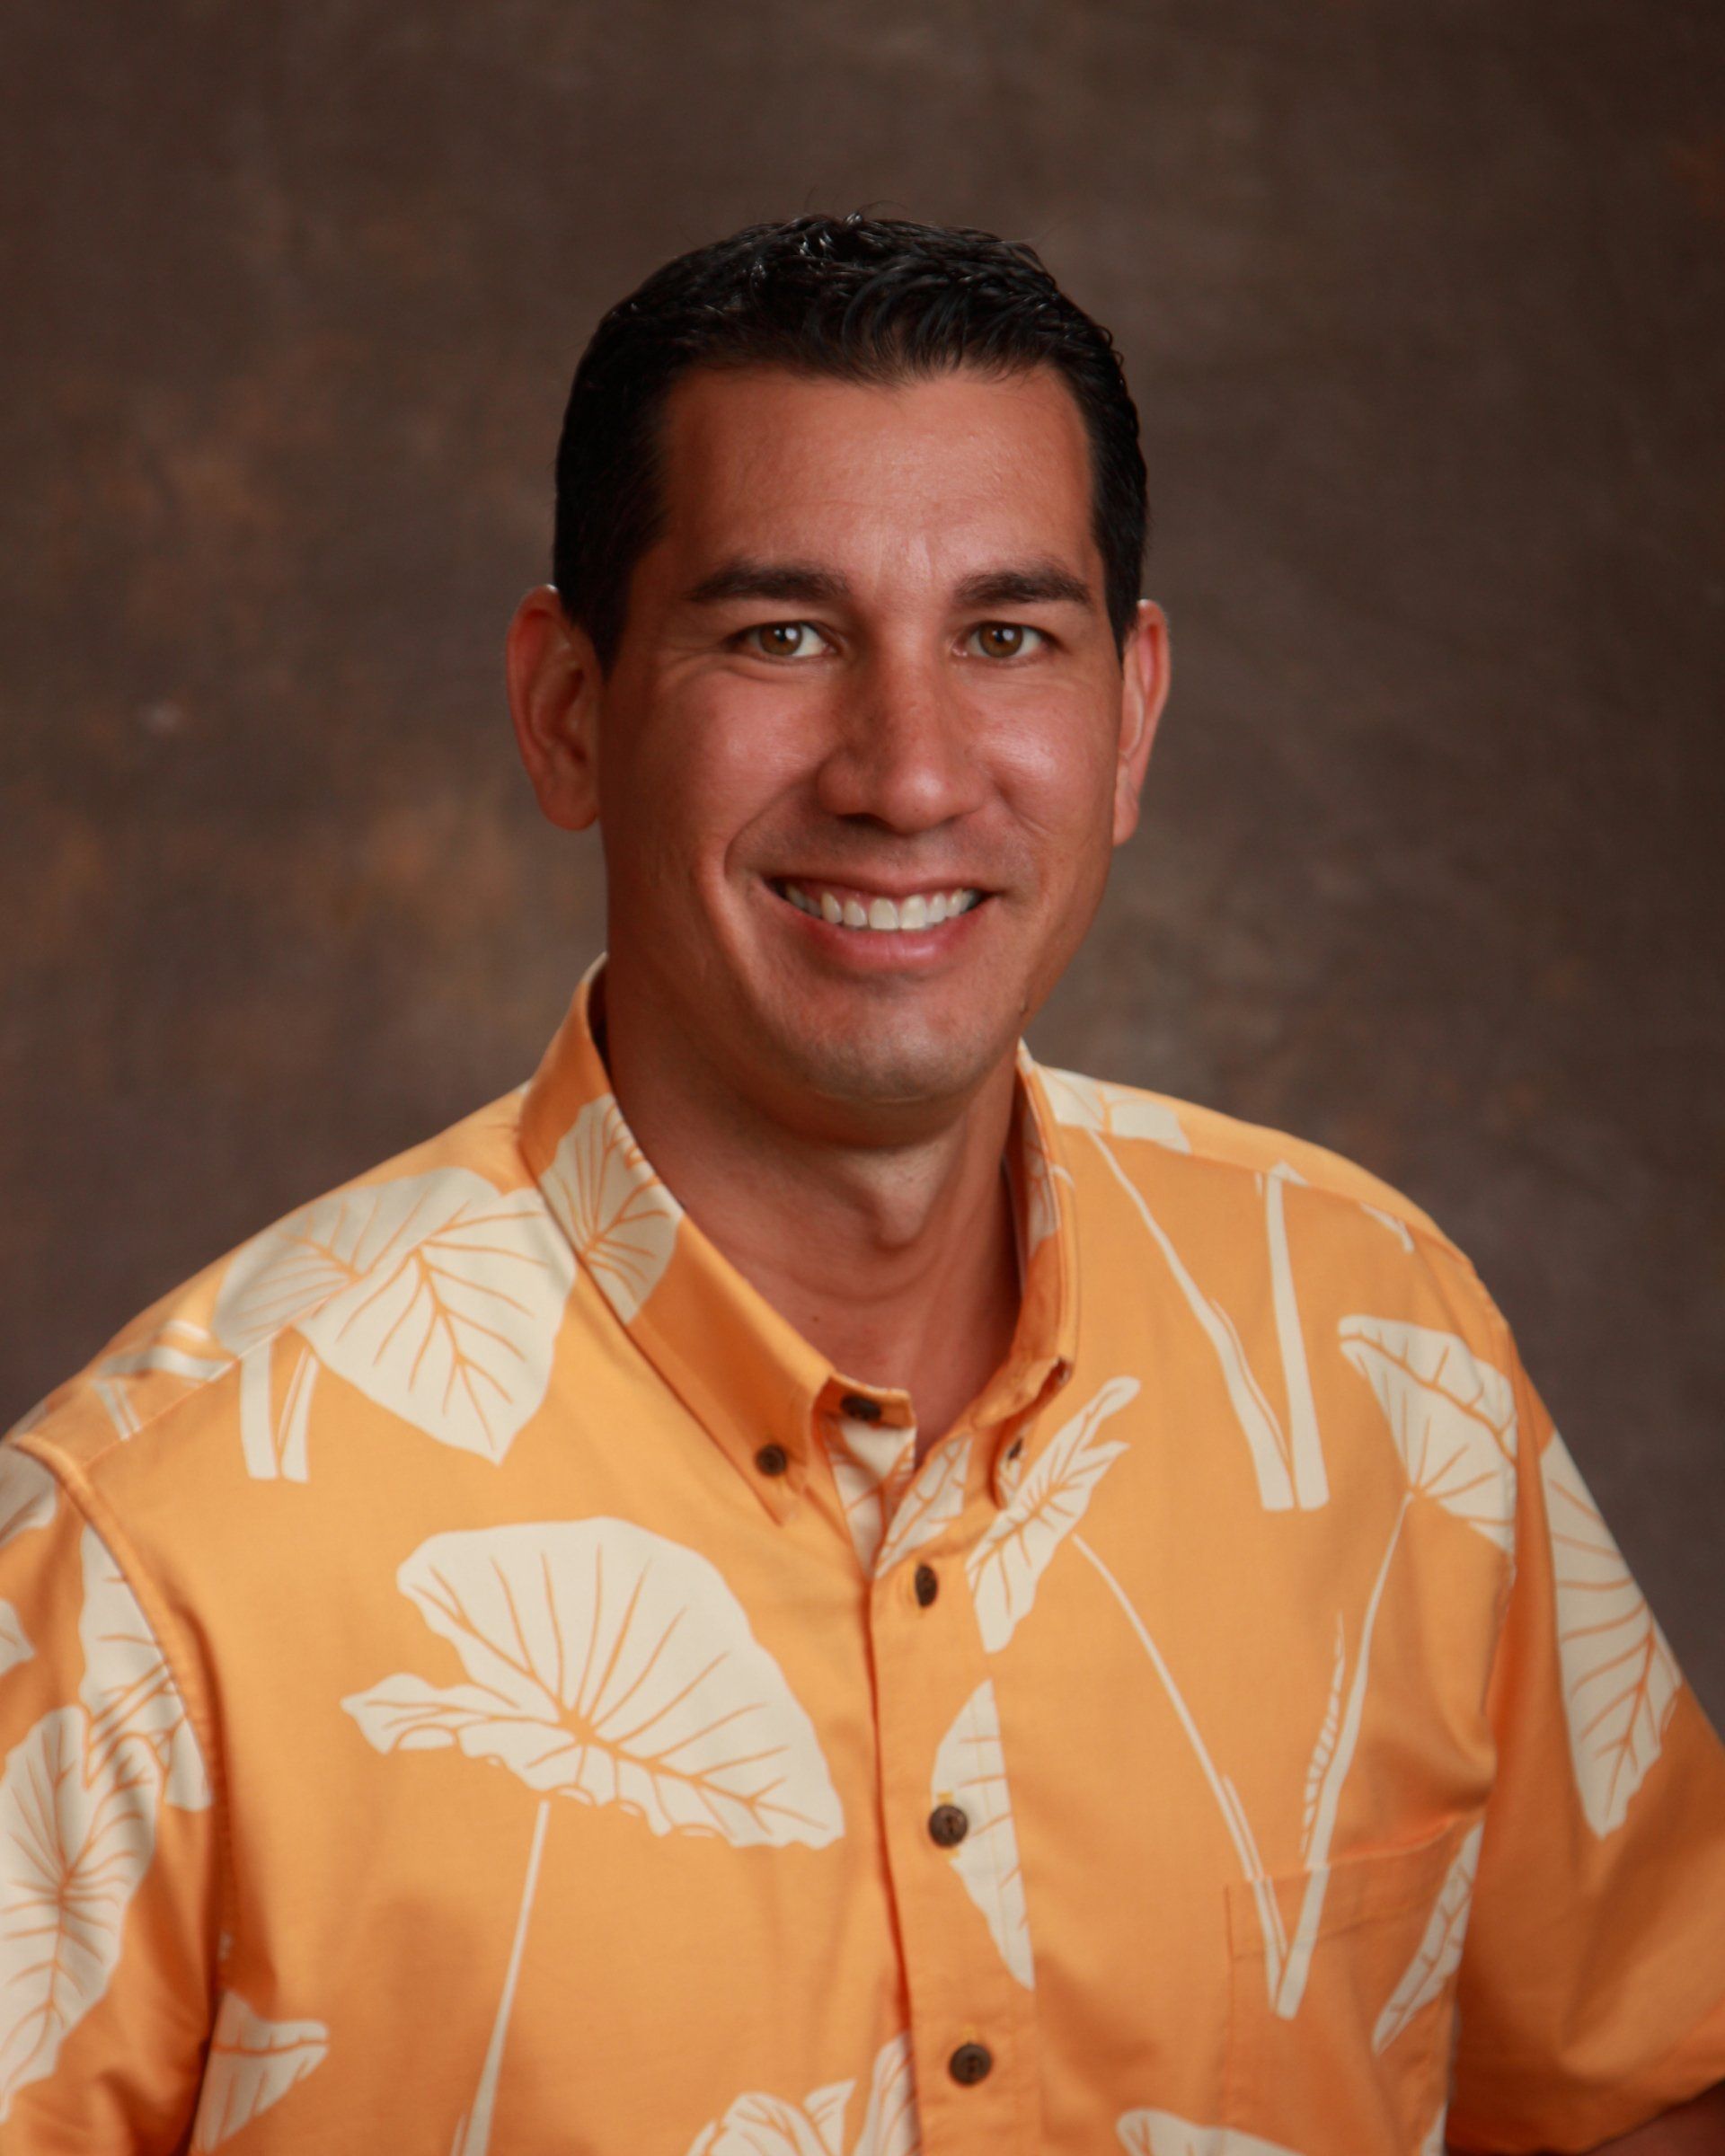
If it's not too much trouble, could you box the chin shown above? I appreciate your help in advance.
[764,1007,1010,1113]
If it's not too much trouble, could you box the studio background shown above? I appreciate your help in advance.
[2,4,1721,1719]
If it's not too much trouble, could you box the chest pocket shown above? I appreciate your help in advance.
[1223,1819,1473,2153]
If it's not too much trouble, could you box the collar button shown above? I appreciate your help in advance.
[913,1562,939,1606]
[754,1443,789,1476]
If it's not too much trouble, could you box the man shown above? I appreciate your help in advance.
[1,213,1721,2154]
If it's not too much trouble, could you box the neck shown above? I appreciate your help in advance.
[597,968,1022,1451]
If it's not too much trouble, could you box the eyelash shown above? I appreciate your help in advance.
[735,622,1051,662]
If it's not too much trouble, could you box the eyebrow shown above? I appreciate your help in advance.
[679,556,1096,613]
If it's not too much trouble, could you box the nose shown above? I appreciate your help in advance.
[811,641,990,835]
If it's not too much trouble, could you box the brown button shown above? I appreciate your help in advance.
[948,2040,993,2086]
[913,1563,939,1606]
[929,1802,969,1847]
[1004,1436,1023,1462]
[754,1443,788,1476]
[838,1392,883,1422]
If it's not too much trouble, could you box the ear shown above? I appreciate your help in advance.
[1111,598,1171,847]
[506,585,603,832]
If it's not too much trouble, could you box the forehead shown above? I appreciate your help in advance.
[651,362,1097,571]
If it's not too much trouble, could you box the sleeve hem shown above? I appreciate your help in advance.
[1447,1983,1725,2153]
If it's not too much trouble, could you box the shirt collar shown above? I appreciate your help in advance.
[518,954,1078,1520]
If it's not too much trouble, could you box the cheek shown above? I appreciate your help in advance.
[992,710,1119,853]
[604,683,809,882]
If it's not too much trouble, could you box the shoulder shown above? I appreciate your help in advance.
[7,1082,543,1490]
[1034,1057,1481,1284]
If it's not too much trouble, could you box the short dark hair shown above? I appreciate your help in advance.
[552,211,1149,673]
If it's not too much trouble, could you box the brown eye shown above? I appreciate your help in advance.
[747,622,823,659]
[972,623,1041,659]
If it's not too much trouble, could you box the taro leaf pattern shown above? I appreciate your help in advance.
[1338,1318,1517,1551]
[931,1680,1032,1987]
[0,1708,160,2121]
[79,1528,211,1810]
[968,1378,1136,1651]
[823,1412,919,1577]
[0,1608,29,1683]
[685,2033,916,2156]
[343,1518,844,1847]
[190,1989,330,2151]
[875,1438,970,1580]
[1117,2111,1307,2156]
[212,1168,574,1468]
[1372,1823,1483,2052]
[1039,1066,1190,1151]
[1542,1432,1682,1836]
[539,1095,682,1326]
[0,1450,58,1555]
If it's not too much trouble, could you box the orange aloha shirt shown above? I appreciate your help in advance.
[3,955,1723,2156]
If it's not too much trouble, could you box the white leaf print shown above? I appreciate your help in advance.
[78,1527,212,1810]
[1117,2109,1306,2156]
[931,1680,1032,1987]
[0,1708,160,2122]
[1418,2102,1448,2156]
[1040,1066,1190,1151]
[190,1989,329,2151]
[452,1799,551,2156]
[823,1412,918,1577]
[0,1607,31,1683]
[1360,1203,1414,1253]
[1339,1317,1517,1550]
[875,1438,970,1578]
[1372,1823,1483,2052]
[682,2034,916,2156]
[89,1328,234,1441]
[214,1168,574,1465]
[852,2031,918,2156]
[343,1519,843,1847]
[1299,1615,1346,1863]
[1088,1139,1298,1512]
[1274,1499,1409,2018]
[1262,1163,1326,1508]
[684,2086,851,2156]
[968,1377,1136,1650]
[1542,1432,1681,1836]
[1077,1534,1287,1995]
[539,1094,682,1325]
[0,1449,58,1553]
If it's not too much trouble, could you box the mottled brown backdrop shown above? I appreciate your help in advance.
[3,4,1721,1716]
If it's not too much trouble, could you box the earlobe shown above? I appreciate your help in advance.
[505,585,603,833]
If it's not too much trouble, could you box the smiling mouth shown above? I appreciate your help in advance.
[769,878,987,932]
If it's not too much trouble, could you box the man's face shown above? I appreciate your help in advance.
[537,362,1166,1135]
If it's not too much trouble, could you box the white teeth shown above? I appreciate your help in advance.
[779,880,982,930]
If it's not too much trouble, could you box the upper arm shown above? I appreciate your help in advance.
[0,1437,220,2148]
[1443,1331,1725,2154]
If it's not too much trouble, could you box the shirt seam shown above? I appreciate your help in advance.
[12,1432,239,2000]
[1084,1119,1482,1284]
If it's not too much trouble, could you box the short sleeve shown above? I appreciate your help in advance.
[0,1436,220,2149]
[1445,1322,1725,2154]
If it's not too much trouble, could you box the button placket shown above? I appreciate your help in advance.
[868,1517,1040,2150]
